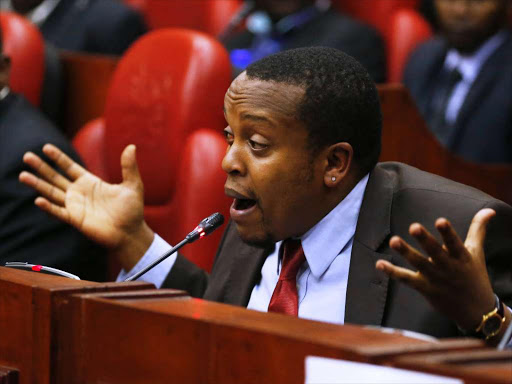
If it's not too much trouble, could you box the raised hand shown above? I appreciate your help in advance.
[376,209,504,336]
[19,144,154,270]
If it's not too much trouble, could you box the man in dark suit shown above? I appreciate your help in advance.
[0,27,106,280]
[21,47,512,346]
[403,0,512,163]
[1,0,147,54]
[222,0,386,82]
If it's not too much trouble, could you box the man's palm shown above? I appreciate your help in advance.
[20,144,145,250]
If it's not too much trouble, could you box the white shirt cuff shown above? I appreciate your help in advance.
[116,234,175,288]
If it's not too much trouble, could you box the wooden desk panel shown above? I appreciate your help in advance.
[56,291,485,384]
[0,267,152,384]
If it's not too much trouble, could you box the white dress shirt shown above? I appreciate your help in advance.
[443,30,507,124]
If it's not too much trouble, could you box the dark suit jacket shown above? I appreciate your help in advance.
[39,0,147,55]
[0,92,106,281]
[163,162,512,338]
[403,31,512,163]
[224,9,387,83]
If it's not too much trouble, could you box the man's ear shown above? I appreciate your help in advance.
[323,142,353,188]
[0,55,11,87]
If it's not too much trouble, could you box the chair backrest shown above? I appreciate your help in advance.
[387,8,432,82]
[0,11,44,106]
[144,0,242,36]
[332,0,420,40]
[74,28,232,272]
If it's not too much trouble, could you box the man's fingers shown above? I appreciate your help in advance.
[19,171,66,206]
[409,223,446,263]
[22,152,71,191]
[464,208,496,254]
[42,144,86,181]
[120,145,142,190]
[376,260,425,291]
[389,236,435,274]
[435,218,468,260]
[34,197,71,224]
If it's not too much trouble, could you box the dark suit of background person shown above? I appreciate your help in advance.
[223,6,387,83]
[0,0,147,55]
[37,0,147,55]
[0,91,107,281]
[403,30,512,163]
[162,162,512,339]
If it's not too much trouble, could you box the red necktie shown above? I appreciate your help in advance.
[268,239,306,316]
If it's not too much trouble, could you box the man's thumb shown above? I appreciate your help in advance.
[465,208,496,251]
[121,145,142,187]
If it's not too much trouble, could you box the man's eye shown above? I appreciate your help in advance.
[223,130,234,144]
[248,140,267,150]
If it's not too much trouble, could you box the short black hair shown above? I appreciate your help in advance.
[246,47,382,176]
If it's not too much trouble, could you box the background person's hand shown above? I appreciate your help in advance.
[19,144,154,270]
[376,209,509,343]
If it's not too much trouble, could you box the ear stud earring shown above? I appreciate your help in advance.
[331,177,336,182]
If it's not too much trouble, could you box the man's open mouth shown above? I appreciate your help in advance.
[233,198,257,211]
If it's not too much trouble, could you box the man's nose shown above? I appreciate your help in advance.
[222,142,246,176]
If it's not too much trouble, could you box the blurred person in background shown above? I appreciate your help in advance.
[0,0,147,55]
[0,25,106,281]
[403,0,512,163]
[221,0,386,82]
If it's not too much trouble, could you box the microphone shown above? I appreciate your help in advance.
[218,0,255,41]
[124,213,224,282]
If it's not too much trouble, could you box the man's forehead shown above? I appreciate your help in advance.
[225,73,305,115]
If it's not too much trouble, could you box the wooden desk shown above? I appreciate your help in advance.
[1,269,508,384]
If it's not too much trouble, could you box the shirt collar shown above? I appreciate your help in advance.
[4,0,61,25]
[298,173,370,278]
[0,86,10,101]
[444,30,508,83]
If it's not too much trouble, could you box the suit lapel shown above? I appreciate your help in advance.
[223,239,272,307]
[345,165,394,326]
[447,33,511,148]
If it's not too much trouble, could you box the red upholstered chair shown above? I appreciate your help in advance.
[145,0,242,36]
[387,8,432,82]
[332,0,420,40]
[73,29,232,273]
[0,11,44,106]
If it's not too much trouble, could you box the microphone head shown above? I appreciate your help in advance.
[186,213,225,243]
[198,213,224,234]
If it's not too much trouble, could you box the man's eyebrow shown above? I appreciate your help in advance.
[240,113,274,125]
